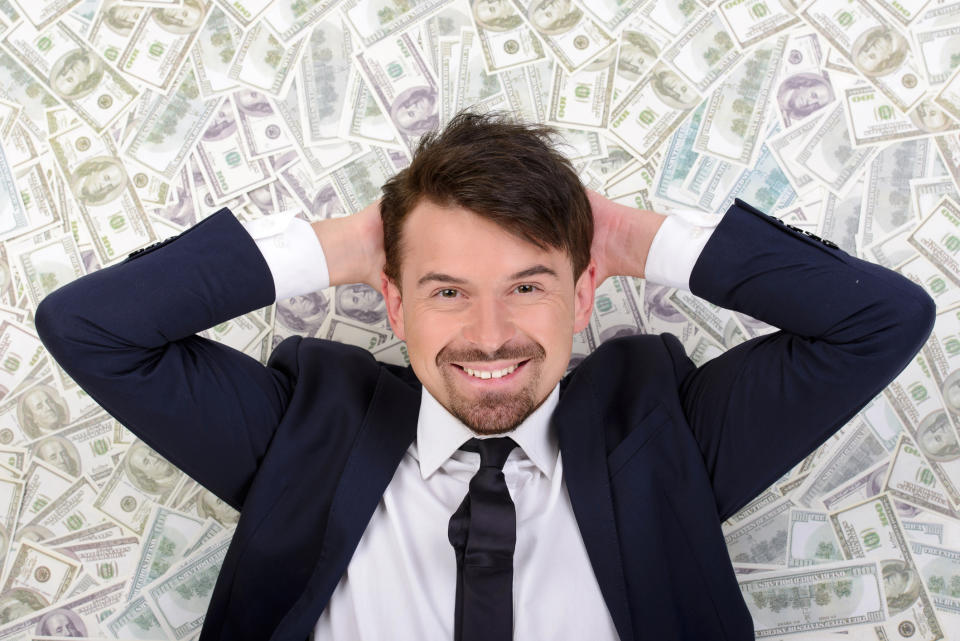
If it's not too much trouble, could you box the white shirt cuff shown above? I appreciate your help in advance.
[239,211,331,302]
[644,209,723,291]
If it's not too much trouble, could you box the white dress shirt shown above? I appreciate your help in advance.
[238,207,722,640]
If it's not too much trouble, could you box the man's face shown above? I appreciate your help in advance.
[382,201,595,436]
[43,613,80,636]
[857,34,893,74]
[81,164,122,202]
[53,57,92,96]
[920,415,960,456]
[37,441,70,470]
[532,0,572,28]
[884,569,908,596]
[475,0,511,22]
[131,445,172,478]
[790,83,828,112]
[26,390,58,429]
[395,93,434,131]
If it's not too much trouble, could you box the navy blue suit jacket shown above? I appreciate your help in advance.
[34,199,935,640]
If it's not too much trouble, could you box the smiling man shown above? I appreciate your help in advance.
[35,112,935,640]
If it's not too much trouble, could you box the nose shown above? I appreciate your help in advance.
[461,296,517,353]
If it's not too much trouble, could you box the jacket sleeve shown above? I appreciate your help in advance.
[665,198,936,521]
[34,208,298,510]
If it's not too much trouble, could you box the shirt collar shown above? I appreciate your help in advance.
[416,383,560,481]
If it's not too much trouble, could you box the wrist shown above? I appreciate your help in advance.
[312,216,362,288]
[612,204,667,280]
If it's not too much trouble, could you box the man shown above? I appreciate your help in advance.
[35,112,935,640]
[48,49,103,100]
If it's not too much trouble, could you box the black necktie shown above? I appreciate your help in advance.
[447,437,518,641]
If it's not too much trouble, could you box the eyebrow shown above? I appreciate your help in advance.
[416,264,559,289]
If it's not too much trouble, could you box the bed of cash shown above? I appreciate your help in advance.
[0,0,956,638]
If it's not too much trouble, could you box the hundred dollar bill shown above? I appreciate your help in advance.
[724,497,793,567]
[795,103,878,197]
[908,196,960,286]
[27,413,121,485]
[343,0,452,47]
[877,0,940,26]
[468,0,546,73]
[14,233,84,310]
[506,0,615,73]
[786,508,844,568]
[608,62,701,160]
[116,0,209,91]
[861,139,933,249]
[693,35,785,167]
[355,33,440,154]
[437,36,458,125]
[908,541,960,615]
[631,0,702,37]
[830,494,945,641]
[298,18,353,144]
[178,487,237,526]
[263,0,339,43]
[897,252,960,310]
[800,0,926,113]
[845,86,958,146]
[578,0,645,34]
[0,145,26,243]
[92,440,186,535]
[228,22,304,97]
[0,579,126,640]
[190,9,240,97]
[589,277,643,343]
[22,474,107,540]
[193,99,271,203]
[123,66,217,180]
[338,68,401,148]
[774,30,833,129]
[717,0,799,49]
[451,28,507,115]
[329,147,398,214]
[934,64,960,122]
[9,0,79,30]
[232,90,289,159]
[915,24,960,86]
[547,46,615,130]
[85,0,144,68]
[883,434,960,520]
[144,534,231,640]
[102,592,167,639]
[1,19,139,134]
[20,459,73,525]
[128,505,204,599]
[49,123,159,264]
[611,26,668,108]
[738,560,887,637]
[213,0,271,27]
[885,347,960,510]
[0,539,79,603]
[659,10,743,95]
[794,415,891,509]
[669,288,743,348]
[52,535,140,585]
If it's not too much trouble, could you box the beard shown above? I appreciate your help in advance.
[436,342,548,435]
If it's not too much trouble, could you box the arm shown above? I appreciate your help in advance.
[590,193,936,519]
[34,205,383,510]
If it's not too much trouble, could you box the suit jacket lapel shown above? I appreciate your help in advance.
[270,368,421,641]
[555,380,635,641]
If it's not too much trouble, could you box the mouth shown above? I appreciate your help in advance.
[448,359,531,386]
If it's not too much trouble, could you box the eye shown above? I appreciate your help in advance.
[436,288,459,298]
[516,284,539,294]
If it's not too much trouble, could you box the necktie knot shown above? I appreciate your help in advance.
[460,437,517,470]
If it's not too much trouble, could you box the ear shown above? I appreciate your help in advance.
[573,258,596,334]
[382,270,405,341]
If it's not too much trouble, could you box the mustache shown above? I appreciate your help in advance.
[437,342,545,366]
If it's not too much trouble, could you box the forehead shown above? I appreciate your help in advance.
[400,201,568,281]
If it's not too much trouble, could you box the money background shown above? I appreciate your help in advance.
[0,0,956,638]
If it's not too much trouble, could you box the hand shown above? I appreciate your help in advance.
[586,189,666,283]
[354,199,385,291]
[311,199,385,290]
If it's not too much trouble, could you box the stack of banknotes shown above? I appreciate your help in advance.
[0,0,956,638]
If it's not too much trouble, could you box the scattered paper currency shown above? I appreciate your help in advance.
[0,0,954,638]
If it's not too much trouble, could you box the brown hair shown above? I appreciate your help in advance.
[380,111,593,290]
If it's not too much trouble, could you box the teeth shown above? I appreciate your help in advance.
[463,363,520,379]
